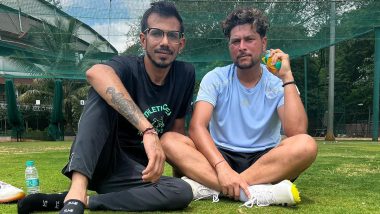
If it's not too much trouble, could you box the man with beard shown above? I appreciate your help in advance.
[18,1,194,213]
[161,7,317,208]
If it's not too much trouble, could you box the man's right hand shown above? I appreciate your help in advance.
[215,161,251,200]
[142,133,166,183]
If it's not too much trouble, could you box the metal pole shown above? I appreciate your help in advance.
[373,27,380,141]
[304,55,308,112]
[326,0,336,141]
[17,0,24,33]
[108,0,112,42]
[368,106,371,137]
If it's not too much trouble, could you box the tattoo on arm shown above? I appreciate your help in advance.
[106,87,144,128]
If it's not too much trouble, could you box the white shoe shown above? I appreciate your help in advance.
[0,181,25,203]
[181,176,219,202]
[241,180,301,207]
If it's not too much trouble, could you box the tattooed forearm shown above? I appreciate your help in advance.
[106,87,144,128]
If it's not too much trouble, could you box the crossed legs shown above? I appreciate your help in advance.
[161,132,317,190]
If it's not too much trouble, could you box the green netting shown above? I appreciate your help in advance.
[0,0,379,139]
[0,0,379,79]
[0,0,117,79]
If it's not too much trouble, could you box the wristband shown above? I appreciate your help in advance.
[282,81,295,87]
[144,129,158,135]
[141,127,156,136]
[214,160,225,168]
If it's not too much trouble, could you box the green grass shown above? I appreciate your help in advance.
[1,140,379,213]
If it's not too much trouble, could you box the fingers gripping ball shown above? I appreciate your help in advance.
[261,50,281,74]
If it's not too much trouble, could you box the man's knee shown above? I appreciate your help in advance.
[294,134,318,163]
[161,132,195,151]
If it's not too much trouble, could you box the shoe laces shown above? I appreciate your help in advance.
[240,186,274,207]
[194,186,219,203]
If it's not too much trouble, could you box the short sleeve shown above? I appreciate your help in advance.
[196,68,221,106]
[102,56,138,82]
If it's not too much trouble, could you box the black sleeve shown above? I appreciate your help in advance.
[102,55,137,83]
[177,63,195,119]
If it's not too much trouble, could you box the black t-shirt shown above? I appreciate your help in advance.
[103,55,195,148]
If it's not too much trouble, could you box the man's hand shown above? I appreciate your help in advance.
[142,133,166,183]
[269,49,294,83]
[215,161,251,200]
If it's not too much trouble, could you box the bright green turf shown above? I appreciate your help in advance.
[0,140,379,213]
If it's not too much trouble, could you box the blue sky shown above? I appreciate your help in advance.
[60,0,151,52]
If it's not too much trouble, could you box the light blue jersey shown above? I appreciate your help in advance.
[196,64,284,153]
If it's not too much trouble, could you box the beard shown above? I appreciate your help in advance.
[146,48,174,69]
[234,57,260,69]
[235,61,254,69]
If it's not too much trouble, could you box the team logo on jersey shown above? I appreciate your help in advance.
[141,104,172,134]
[143,104,171,118]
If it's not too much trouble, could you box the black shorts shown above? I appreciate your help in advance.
[217,147,274,173]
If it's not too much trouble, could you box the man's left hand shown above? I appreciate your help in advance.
[269,49,294,82]
[142,133,166,183]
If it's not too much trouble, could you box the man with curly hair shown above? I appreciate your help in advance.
[162,7,317,207]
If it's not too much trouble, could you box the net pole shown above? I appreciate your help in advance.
[108,0,112,42]
[372,27,380,141]
[17,0,24,33]
[326,0,336,141]
[304,55,308,113]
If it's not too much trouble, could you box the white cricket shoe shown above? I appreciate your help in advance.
[181,176,219,202]
[0,181,25,203]
[241,180,301,207]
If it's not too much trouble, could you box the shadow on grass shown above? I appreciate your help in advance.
[300,195,315,205]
